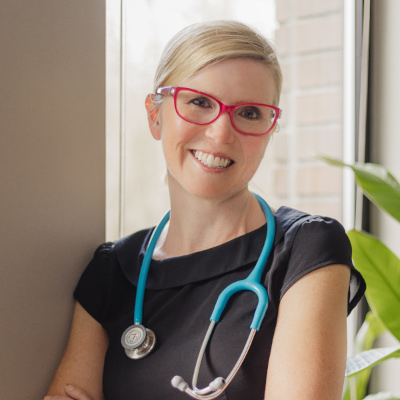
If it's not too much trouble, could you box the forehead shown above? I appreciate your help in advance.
[180,58,276,104]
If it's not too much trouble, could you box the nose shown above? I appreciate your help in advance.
[204,111,235,144]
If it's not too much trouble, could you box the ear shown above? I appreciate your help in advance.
[145,94,161,140]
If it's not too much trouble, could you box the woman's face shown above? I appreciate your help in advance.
[148,58,277,201]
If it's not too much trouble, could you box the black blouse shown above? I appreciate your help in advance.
[74,207,365,400]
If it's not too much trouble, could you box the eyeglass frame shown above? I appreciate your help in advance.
[155,86,282,136]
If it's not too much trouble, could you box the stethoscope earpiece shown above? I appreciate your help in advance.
[121,324,156,360]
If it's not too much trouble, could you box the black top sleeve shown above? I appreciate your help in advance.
[279,215,364,314]
[73,242,114,323]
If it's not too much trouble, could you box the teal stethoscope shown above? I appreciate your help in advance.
[121,194,275,399]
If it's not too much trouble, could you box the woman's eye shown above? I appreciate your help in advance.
[189,97,211,108]
[239,107,261,120]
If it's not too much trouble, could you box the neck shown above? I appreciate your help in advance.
[152,184,267,259]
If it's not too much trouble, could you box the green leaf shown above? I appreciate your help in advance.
[320,156,400,223]
[346,345,400,376]
[353,312,386,354]
[363,392,400,400]
[348,230,400,341]
[345,347,400,400]
[342,313,386,400]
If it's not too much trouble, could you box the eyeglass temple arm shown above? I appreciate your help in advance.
[156,86,175,96]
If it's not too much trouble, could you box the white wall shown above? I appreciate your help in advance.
[0,1,105,399]
[369,0,400,396]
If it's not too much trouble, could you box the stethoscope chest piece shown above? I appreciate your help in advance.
[121,324,156,360]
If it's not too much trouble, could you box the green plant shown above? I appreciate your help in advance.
[321,157,400,400]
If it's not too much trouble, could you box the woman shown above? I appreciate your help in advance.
[44,20,365,400]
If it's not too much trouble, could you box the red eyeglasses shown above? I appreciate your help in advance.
[156,86,281,136]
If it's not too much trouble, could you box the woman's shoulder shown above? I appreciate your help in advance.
[77,227,154,292]
[88,227,153,263]
[273,206,351,276]
[113,227,153,260]
[74,228,154,323]
[114,227,153,249]
[274,206,347,244]
[270,206,365,314]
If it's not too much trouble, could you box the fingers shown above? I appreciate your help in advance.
[43,397,68,400]
[43,385,93,400]
[64,385,94,400]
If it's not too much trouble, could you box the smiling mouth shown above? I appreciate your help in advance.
[192,150,233,169]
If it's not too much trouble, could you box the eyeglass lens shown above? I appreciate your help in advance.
[175,89,277,135]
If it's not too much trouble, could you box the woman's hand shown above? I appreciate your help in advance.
[43,384,94,400]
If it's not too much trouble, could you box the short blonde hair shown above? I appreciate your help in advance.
[153,20,282,105]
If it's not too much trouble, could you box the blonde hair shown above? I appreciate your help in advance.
[153,20,282,105]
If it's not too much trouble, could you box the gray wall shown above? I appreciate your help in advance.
[0,1,106,399]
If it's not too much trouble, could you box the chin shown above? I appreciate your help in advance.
[187,182,248,203]
[167,171,247,202]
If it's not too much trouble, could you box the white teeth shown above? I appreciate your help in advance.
[193,150,232,169]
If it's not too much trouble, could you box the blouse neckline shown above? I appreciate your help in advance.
[115,206,308,290]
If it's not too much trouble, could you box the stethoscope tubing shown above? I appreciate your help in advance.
[188,321,257,399]
[133,194,274,328]
[134,210,170,324]
[209,193,275,330]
